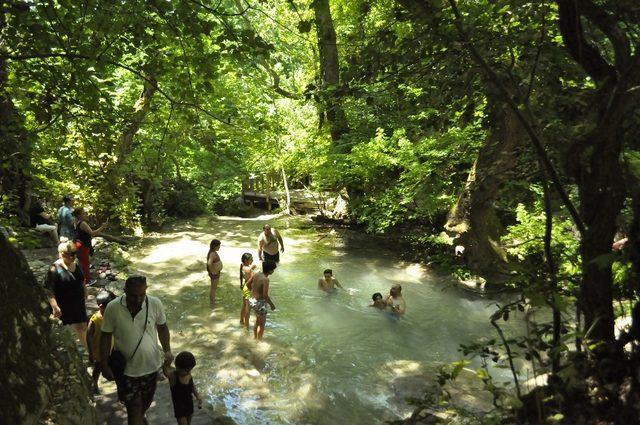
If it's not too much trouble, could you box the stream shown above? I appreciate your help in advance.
[128,215,523,424]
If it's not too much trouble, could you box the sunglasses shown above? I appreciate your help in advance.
[63,252,77,258]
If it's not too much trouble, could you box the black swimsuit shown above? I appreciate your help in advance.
[171,376,194,418]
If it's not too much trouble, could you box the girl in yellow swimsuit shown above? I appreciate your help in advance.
[239,253,256,329]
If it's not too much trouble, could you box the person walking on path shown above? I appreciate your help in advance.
[100,275,173,425]
[87,290,116,394]
[73,207,107,285]
[47,241,88,349]
[57,194,75,241]
[257,224,284,263]
[29,198,59,245]
[206,239,222,305]
[163,351,203,425]
[239,252,256,329]
[249,261,277,340]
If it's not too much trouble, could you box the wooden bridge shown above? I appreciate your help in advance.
[242,189,323,212]
[242,173,326,212]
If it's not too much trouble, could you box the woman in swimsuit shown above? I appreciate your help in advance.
[239,253,256,329]
[206,239,222,305]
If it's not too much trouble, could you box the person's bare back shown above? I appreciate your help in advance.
[249,262,277,340]
[251,272,268,300]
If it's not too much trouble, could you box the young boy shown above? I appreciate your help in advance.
[249,261,277,340]
[164,351,203,425]
[87,290,115,394]
[370,292,386,310]
[318,268,344,293]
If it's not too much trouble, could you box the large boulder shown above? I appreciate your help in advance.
[0,233,97,424]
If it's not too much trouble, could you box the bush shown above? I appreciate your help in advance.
[163,180,205,218]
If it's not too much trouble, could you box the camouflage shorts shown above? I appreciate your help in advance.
[116,371,157,404]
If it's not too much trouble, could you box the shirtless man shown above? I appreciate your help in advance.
[249,261,277,340]
[385,284,406,316]
[318,269,343,293]
[258,224,284,263]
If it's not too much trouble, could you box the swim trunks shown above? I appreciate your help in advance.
[263,251,280,263]
[250,298,268,316]
[116,371,158,403]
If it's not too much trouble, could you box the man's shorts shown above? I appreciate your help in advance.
[263,251,280,263]
[250,298,268,317]
[116,371,158,403]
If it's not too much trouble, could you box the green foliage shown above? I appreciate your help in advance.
[504,185,581,285]
[163,180,206,218]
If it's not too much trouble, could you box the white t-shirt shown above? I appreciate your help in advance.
[102,295,167,377]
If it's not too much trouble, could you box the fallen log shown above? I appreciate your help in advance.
[94,232,131,244]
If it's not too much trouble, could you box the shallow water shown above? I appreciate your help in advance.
[129,215,522,424]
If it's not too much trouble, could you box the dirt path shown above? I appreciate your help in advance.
[23,246,227,425]
[94,379,214,425]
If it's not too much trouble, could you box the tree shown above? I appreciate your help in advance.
[312,0,350,152]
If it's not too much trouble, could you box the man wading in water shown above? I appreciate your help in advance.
[257,224,284,263]
[249,261,277,340]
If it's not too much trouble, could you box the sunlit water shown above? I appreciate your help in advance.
[129,215,523,424]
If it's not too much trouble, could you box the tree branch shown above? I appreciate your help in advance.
[580,0,631,70]
[447,0,586,235]
[1,52,237,127]
[555,0,616,82]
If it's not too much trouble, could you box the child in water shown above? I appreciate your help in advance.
[239,252,257,329]
[370,292,386,310]
[87,290,115,394]
[164,351,203,425]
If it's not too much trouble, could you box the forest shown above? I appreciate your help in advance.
[2,0,640,423]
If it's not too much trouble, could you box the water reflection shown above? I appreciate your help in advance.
[129,215,521,424]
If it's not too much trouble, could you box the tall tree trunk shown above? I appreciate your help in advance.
[312,0,349,152]
[574,109,626,343]
[556,0,640,345]
[282,166,291,215]
[104,75,156,217]
[445,100,524,281]
[116,75,157,167]
[0,42,32,224]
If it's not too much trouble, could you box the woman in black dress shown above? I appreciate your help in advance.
[47,241,88,349]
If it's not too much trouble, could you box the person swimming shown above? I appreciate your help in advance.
[385,284,406,316]
[370,292,386,310]
[318,269,344,294]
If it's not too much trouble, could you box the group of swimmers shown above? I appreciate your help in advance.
[204,223,407,340]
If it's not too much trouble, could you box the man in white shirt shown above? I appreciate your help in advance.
[100,276,173,425]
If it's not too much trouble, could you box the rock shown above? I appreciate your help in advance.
[0,233,98,424]
[212,415,237,425]
[186,260,206,272]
